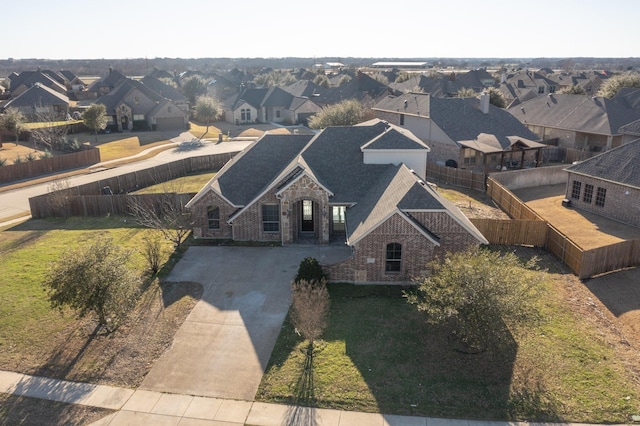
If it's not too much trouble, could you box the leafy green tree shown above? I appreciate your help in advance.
[254,70,296,88]
[42,237,141,333]
[559,85,586,95]
[181,75,208,104]
[1,108,25,145]
[407,247,546,352]
[83,103,107,144]
[597,71,640,98]
[194,96,221,139]
[313,74,330,88]
[307,99,367,129]
[487,87,507,108]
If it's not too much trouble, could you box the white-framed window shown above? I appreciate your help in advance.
[332,206,345,231]
[385,243,402,273]
[262,204,280,233]
[241,109,251,122]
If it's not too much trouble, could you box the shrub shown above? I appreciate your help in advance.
[13,155,23,165]
[39,150,53,159]
[25,152,37,162]
[294,257,328,285]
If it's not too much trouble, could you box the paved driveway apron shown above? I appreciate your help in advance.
[140,245,350,401]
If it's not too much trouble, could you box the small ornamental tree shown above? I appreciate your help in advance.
[194,96,221,140]
[407,247,546,353]
[1,108,25,145]
[42,237,141,333]
[83,103,108,144]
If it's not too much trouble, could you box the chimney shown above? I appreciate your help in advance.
[480,91,490,114]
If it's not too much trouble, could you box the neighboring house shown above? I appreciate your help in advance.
[283,80,327,99]
[613,87,640,114]
[1,83,69,121]
[140,76,189,112]
[503,70,558,96]
[564,138,640,228]
[186,120,487,283]
[373,92,544,172]
[87,67,128,97]
[507,93,640,152]
[619,119,640,145]
[223,86,321,125]
[314,70,395,107]
[96,78,188,131]
[7,71,67,97]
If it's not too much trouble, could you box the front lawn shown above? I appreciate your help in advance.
[0,217,200,388]
[132,172,216,194]
[257,247,640,423]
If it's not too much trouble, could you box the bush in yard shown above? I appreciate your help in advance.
[42,237,141,333]
[294,257,327,285]
[142,233,164,274]
[406,247,546,353]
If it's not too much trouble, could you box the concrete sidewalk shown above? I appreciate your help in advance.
[2,369,597,426]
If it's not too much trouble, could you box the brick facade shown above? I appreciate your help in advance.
[567,174,640,228]
[323,211,479,283]
[190,190,235,239]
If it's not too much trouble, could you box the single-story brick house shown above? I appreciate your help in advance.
[186,120,488,283]
[564,138,640,228]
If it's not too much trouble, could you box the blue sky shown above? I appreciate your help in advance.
[5,0,639,59]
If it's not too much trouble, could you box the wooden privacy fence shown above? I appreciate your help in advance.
[426,163,486,192]
[0,147,100,184]
[484,176,640,279]
[29,152,238,219]
[470,219,548,247]
[486,178,544,221]
[29,193,195,218]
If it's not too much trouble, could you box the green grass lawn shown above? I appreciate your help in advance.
[0,217,175,365]
[257,249,640,423]
[133,172,216,194]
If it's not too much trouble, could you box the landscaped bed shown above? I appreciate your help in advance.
[257,247,640,423]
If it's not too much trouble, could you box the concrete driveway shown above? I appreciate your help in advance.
[140,244,351,401]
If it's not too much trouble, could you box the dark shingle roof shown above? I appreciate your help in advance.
[140,76,187,103]
[8,71,66,94]
[3,83,69,109]
[261,86,294,107]
[213,133,313,206]
[508,94,640,136]
[565,138,640,189]
[374,93,539,148]
[619,119,640,136]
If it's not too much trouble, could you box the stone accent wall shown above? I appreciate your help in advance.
[189,190,234,240]
[567,174,640,228]
[279,175,330,244]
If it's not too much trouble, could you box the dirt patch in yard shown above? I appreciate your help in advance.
[436,183,510,220]
[512,184,640,249]
[0,281,202,389]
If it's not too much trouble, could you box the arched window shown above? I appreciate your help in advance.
[385,243,402,273]
[207,206,220,230]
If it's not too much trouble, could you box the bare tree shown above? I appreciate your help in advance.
[46,178,72,217]
[128,179,192,248]
[30,110,69,151]
[290,278,330,350]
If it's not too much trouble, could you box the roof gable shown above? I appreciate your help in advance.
[3,83,69,109]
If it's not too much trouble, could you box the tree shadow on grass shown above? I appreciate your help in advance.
[284,342,319,426]
[326,284,565,422]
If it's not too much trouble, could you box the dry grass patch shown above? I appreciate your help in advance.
[96,136,171,162]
